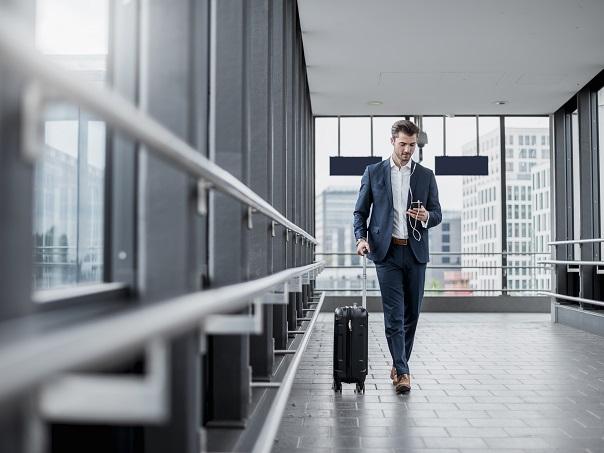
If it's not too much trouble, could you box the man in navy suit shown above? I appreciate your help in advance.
[353,119,442,394]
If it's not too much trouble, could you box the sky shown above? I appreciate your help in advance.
[36,0,109,169]
[35,0,108,55]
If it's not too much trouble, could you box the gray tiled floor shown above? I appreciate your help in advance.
[273,312,604,453]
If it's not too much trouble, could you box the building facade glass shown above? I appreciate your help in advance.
[33,0,109,290]
[314,115,550,297]
[599,89,604,256]
[504,117,551,295]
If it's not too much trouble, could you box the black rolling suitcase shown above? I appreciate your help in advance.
[333,255,369,393]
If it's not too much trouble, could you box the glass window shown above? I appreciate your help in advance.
[315,116,396,294]
[33,0,110,290]
[505,117,550,296]
[444,116,476,156]
[571,109,580,259]
[372,116,404,158]
[317,115,511,297]
[340,117,371,156]
[599,88,604,256]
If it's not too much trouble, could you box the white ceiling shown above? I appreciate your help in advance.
[297,0,604,115]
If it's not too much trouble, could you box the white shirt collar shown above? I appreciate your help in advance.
[390,156,413,171]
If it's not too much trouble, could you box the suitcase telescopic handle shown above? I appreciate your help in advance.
[362,253,367,309]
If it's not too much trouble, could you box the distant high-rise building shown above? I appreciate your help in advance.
[33,145,104,289]
[426,210,462,292]
[315,187,375,293]
[461,127,551,295]
[531,161,551,291]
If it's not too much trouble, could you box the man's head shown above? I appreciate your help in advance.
[390,120,420,167]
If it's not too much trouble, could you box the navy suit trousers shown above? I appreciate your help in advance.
[375,242,426,375]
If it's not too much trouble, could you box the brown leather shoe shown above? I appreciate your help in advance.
[390,367,397,385]
[395,373,411,394]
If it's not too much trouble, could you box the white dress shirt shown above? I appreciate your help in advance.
[390,157,429,239]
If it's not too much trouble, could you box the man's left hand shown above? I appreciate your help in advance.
[406,206,428,222]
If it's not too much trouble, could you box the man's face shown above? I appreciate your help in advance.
[391,132,417,165]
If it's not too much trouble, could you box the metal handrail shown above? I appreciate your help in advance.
[318,288,549,293]
[323,265,551,270]
[538,260,604,266]
[0,261,324,404]
[548,238,604,245]
[252,292,325,453]
[539,291,604,308]
[316,251,549,256]
[0,13,316,245]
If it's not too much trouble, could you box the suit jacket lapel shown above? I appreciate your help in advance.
[383,159,393,208]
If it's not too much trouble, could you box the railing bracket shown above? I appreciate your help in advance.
[247,207,257,230]
[202,300,263,335]
[197,180,214,216]
[39,340,169,424]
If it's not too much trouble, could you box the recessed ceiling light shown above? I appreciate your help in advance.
[493,100,507,105]
[367,100,383,106]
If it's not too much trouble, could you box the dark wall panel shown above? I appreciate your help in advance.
[270,0,289,349]
[139,1,207,452]
[247,0,274,381]
[206,0,250,425]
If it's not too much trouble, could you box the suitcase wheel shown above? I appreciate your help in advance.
[333,379,342,393]
[355,381,365,394]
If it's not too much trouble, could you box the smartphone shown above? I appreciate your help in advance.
[411,200,422,210]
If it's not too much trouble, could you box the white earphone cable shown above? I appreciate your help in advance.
[408,161,422,241]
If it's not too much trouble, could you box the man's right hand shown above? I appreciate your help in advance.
[356,239,370,256]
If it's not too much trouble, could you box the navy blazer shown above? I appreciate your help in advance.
[353,159,442,264]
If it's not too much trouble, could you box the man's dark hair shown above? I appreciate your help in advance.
[391,119,420,138]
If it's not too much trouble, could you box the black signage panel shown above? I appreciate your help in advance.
[330,156,383,176]
[435,156,489,176]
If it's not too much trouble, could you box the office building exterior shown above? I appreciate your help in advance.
[461,127,551,294]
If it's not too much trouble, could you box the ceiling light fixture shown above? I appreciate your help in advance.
[493,100,507,105]
[367,100,383,106]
